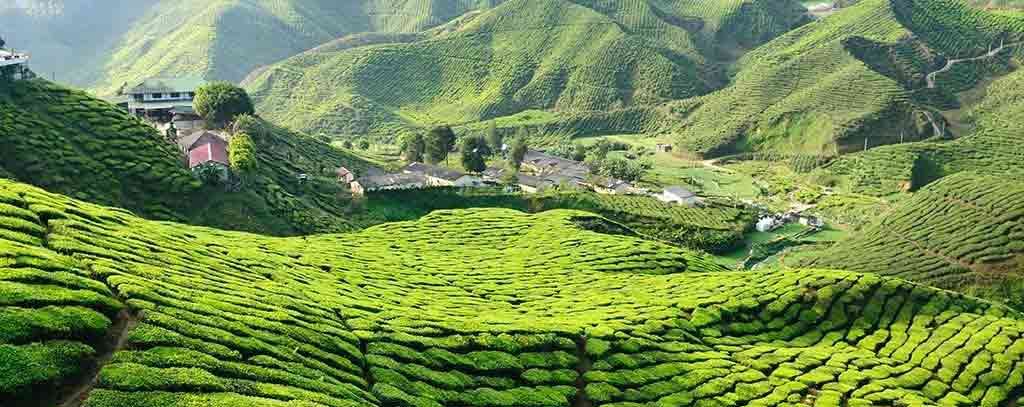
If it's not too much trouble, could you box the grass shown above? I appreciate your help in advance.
[3,177,1024,406]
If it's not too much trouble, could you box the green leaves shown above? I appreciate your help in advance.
[193,82,255,129]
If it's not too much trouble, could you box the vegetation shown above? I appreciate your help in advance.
[802,172,1024,307]
[193,82,254,129]
[4,178,1024,406]
[244,0,808,143]
[425,126,457,165]
[459,135,488,173]
[228,131,257,181]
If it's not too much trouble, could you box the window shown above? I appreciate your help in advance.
[188,92,196,98]
[133,94,144,102]
[151,93,163,99]
[170,92,181,98]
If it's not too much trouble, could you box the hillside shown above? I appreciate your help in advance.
[801,172,1024,307]
[243,0,808,143]
[672,0,1024,157]
[1,0,504,93]
[0,79,377,236]
[4,177,1024,406]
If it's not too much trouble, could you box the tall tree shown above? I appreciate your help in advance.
[509,136,528,170]
[425,126,456,165]
[403,133,426,163]
[194,82,255,129]
[485,121,502,156]
[229,132,259,183]
[460,136,488,173]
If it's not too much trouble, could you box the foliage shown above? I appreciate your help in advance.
[402,133,426,163]
[425,126,456,165]
[508,136,528,170]
[587,157,650,183]
[228,131,257,180]
[193,82,254,129]
[459,136,488,173]
[2,178,1024,406]
[485,121,502,156]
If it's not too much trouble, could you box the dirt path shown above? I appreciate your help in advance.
[926,40,1022,89]
[57,310,140,407]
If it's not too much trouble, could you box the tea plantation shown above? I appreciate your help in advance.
[244,0,807,142]
[4,177,1024,406]
[801,172,1024,306]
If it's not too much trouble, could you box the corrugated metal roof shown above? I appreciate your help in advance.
[128,77,206,94]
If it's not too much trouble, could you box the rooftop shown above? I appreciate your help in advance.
[355,173,428,189]
[664,186,696,198]
[403,162,466,181]
[127,77,206,94]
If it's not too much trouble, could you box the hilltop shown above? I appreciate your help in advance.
[4,177,1024,406]
[0,79,377,235]
[243,0,808,143]
[800,172,1024,307]
[1,0,503,93]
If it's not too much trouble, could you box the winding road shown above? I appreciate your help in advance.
[926,40,1023,89]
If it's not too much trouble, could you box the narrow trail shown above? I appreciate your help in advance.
[57,310,140,407]
[574,334,593,407]
[926,40,1023,89]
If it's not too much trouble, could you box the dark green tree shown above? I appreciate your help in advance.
[194,82,255,128]
[571,143,587,162]
[358,140,370,150]
[460,136,488,173]
[425,126,456,165]
[508,136,528,170]
[485,121,502,156]
[403,133,426,163]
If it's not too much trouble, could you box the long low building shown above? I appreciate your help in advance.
[350,174,429,196]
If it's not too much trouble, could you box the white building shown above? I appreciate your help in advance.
[658,187,700,206]
[126,77,206,122]
[0,48,31,80]
[403,163,486,188]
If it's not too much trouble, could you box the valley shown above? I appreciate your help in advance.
[0,0,1023,406]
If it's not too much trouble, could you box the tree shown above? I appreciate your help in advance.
[571,143,587,162]
[194,82,255,129]
[460,136,488,173]
[425,126,456,165]
[342,140,354,149]
[485,121,503,156]
[358,140,370,150]
[0,36,5,50]
[402,133,426,163]
[229,132,259,182]
[508,136,528,170]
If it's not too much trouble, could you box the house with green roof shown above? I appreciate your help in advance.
[126,77,206,122]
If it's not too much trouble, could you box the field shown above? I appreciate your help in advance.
[244,0,808,143]
[0,79,377,236]
[4,178,1024,406]
[801,172,1024,307]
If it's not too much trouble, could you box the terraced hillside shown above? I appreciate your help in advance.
[821,55,1024,196]
[0,79,376,236]
[802,172,1024,307]
[672,0,1024,157]
[1,0,505,92]
[5,177,1024,406]
[244,0,808,142]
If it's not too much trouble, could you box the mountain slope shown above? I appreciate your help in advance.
[1,0,505,92]
[671,0,1024,157]
[4,178,1024,406]
[802,172,1024,306]
[243,0,808,142]
[0,79,376,235]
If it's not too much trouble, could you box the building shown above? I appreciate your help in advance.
[176,130,228,156]
[170,105,206,131]
[522,150,590,180]
[656,143,673,153]
[403,162,486,187]
[350,174,428,196]
[0,48,32,80]
[185,132,230,180]
[336,167,356,183]
[516,174,554,194]
[756,216,783,233]
[658,186,700,206]
[126,77,205,122]
[589,179,633,195]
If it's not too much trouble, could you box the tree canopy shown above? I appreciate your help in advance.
[509,136,528,170]
[402,133,426,163]
[229,131,258,181]
[425,126,456,165]
[459,136,488,173]
[194,82,255,128]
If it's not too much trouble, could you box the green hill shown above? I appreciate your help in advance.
[4,177,1024,406]
[243,0,808,143]
[2,0,504,93]
[800,172,1024,307]
[0,79,376,236]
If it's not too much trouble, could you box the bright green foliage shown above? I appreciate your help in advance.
[245,0,807,142]
[193,82,255,129]
[0,79,200,219]
[403,133,427,163]
[803,172,1024,304]
[228,131,258,179]
[509,136,528,170]
[3,179,1024,405]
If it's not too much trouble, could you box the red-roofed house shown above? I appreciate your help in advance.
[186,132,230,181]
